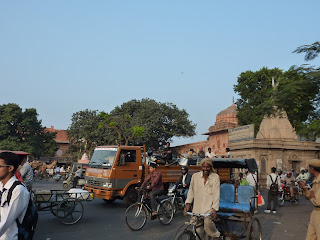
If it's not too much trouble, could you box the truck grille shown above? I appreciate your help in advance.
[87,180,101,187]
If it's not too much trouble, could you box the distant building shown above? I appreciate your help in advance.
[45,126,70,158]
[174,99,238,156]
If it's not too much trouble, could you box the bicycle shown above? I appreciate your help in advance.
[125,189,174,230]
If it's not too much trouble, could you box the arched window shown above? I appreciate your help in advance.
[217,140,220,149]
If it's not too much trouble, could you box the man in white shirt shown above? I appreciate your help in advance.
[72,167,83,188]
[0,152,30,240]
[205,148,216,158]
[265,167,281,214]
[246,171,258,190]
[185,159,220,239]
[19,158,34,191]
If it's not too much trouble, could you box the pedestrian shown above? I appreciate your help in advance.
[198,147,205,158]
[19,157,34,191]
[299,159,320,240]
[225,148,233,158]
[246,170,258,190]
[161,142,173,164]
[136,163,164,216]
[0,152,30,239]
[264,167,281,214]
[239,172,249,185]
[185,159,220,239]
[205,148,216,158]
[72,166,83,188]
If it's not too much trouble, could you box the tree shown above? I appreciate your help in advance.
[67,109,111,161]
[292,41,320,138]
[100,98,196,149]
[0,103,58,158]
[293,41,320,61]
[234,67,320,136]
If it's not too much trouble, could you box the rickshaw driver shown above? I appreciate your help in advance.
[185,159,220,239]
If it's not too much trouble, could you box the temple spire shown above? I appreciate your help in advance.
[232,96,235,104]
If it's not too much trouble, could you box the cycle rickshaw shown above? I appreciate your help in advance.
[175,158,262,240]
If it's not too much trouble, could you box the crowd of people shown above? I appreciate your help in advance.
[0,147,319,239]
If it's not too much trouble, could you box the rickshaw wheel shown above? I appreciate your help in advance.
[63,183,70,189]
[56,198,84,225]
[246,217,262,240]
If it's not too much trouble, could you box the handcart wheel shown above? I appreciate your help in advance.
[50,203,59,216]
[56,198,84,225]
[246,217,262,240]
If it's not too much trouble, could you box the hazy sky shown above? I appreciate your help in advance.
[1,1,319,146]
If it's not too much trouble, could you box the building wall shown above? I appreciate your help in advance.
[45,126,70,158]
[229,139,320,186]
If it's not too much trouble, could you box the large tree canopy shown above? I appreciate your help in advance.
[234,66,320,136]
[0,103,58,158]
[67,109,111,161]
[99,98,196,149]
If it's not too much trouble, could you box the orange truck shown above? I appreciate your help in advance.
[84,145,230,206]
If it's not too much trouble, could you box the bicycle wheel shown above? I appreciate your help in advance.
[125,203,147,230]
[158,200,174,225]
[246,217,262,240]
[175,229,196,240]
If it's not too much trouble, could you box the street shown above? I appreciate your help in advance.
[33,179,313,240]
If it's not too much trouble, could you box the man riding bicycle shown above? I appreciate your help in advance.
[185,158,220,239]
[136,162,164,216]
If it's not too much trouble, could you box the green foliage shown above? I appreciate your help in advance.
[234,66,320,137]
[0,103,58,158]
[293,42,320,61]
[100,98,196,148]
[233,67,283,134]
[67,109,112,161]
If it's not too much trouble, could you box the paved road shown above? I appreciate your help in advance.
[32,179,313,240]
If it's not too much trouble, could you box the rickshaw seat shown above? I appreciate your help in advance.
[219,185,255,213]
[236,185,255,212]
[219,184,236,211]
[220,184,235,202]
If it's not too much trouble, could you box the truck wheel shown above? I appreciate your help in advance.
[123,186,138,207]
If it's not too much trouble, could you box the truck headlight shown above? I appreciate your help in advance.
[103,183,112,188]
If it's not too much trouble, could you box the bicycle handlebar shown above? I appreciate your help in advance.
[185,212,211,218]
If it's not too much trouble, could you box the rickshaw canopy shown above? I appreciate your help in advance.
[212,158,258,173]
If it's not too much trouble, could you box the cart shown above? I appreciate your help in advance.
[32,189,94,225]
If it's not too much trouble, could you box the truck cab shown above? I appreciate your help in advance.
[84,146,146,206]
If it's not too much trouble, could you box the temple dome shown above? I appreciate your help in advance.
[207,99,239,133]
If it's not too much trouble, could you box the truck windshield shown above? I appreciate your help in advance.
[90,148,118,167]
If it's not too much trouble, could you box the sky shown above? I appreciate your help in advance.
[1,1,319,146]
